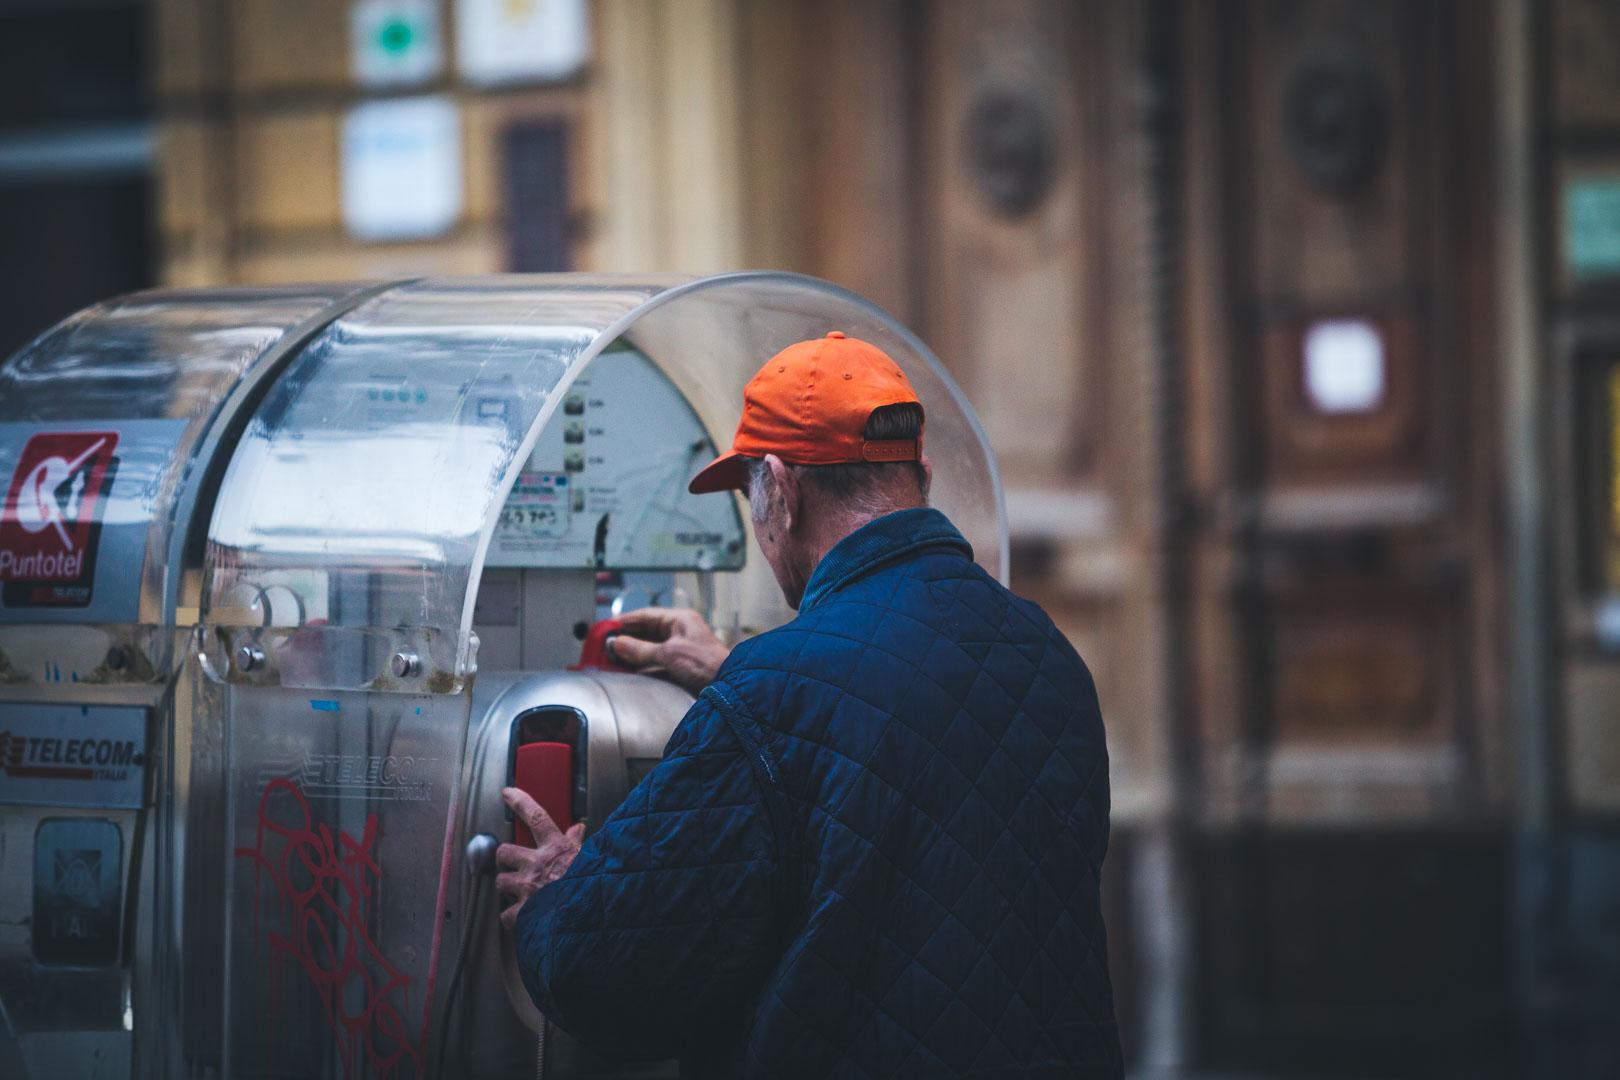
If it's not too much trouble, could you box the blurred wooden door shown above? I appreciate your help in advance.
[908,0,1166,815]
[1183,0,1503,822]
[1179,0,1511,1072]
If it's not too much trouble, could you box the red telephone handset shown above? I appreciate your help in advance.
[513,741,575,845]
[570,618,633,673]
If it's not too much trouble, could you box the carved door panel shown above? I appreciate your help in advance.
[912,0,1169,827]
[1184,0,1501,823]
[916,0,1099,492]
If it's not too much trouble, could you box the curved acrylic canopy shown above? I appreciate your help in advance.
[204,272,1007,653]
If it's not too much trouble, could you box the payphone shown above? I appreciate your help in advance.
[0,272,1006,1078]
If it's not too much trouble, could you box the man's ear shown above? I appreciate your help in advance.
[919,453,933,498]
[763,454,800,532]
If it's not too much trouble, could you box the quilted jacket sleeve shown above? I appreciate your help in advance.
[513,685,784,1059]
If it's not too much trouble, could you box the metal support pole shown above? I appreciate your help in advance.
[1493,0,1562,1074]
[1140,0,1198,1071]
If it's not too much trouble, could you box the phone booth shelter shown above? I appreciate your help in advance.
[0,273,1006,1078]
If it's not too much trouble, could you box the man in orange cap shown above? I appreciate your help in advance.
[606,330,934,686]
[504,333,1121,1077]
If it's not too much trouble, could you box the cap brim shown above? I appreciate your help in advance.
[688,449,753,494]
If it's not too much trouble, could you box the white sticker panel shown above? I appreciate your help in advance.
[0,703,147,810]
[455,0,589,86]
[341,95,462,241]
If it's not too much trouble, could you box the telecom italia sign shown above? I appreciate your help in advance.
[0,703,147,810]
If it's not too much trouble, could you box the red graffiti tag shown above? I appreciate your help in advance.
[236,778,423,1077]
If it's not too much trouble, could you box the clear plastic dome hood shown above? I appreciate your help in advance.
[204,271,1007,651]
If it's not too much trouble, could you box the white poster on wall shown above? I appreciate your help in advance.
[351,0,443,86]
[455,0,589,86]
[341,95,463,241]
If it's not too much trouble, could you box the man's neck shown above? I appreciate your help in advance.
[797,500,923,588]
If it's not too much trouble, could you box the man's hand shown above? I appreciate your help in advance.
[609,607,730,695]
[496,787,585,931]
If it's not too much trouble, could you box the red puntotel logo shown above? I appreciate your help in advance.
[0,431,118,606]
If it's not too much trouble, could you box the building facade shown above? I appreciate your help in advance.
[126,0,1620,1074]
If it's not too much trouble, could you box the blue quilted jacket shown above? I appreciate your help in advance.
[516,508,1121,1077]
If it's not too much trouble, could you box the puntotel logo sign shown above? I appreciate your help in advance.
[0,431,118,608]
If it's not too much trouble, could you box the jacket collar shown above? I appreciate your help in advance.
[798,507,974,613]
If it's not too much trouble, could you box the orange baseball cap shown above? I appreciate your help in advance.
[688,331,925,494]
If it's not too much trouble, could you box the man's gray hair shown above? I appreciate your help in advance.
[745,402,927,522]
